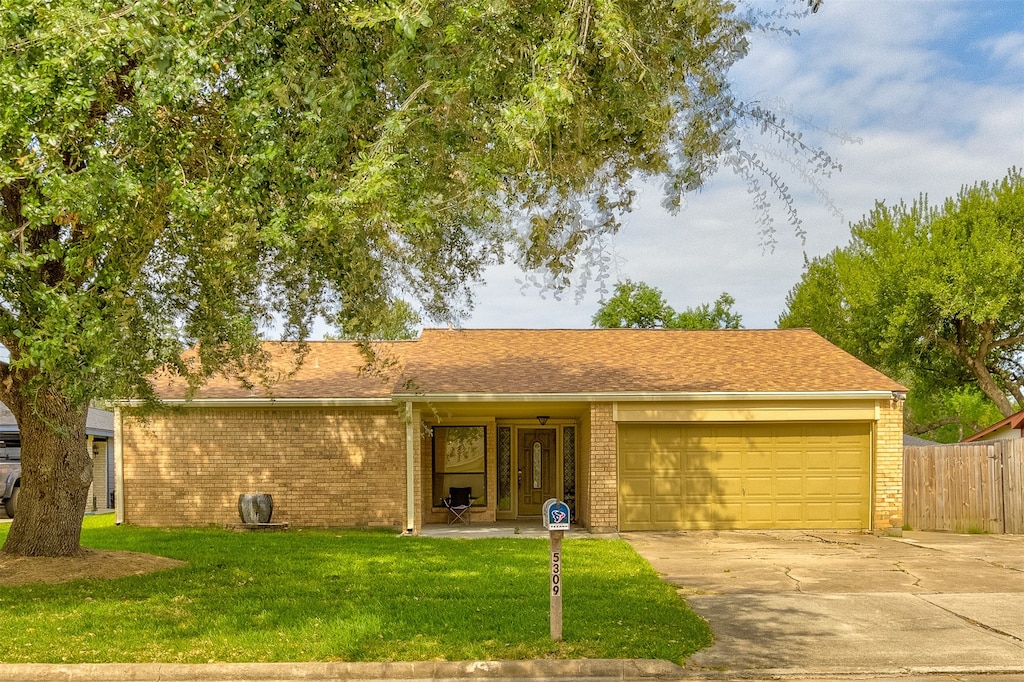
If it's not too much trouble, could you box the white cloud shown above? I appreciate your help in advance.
[981,31,1024,71]
[459,0,1024,331]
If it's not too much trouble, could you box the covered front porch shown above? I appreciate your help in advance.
[399,398,615,534]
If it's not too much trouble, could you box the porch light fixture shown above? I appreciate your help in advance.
[537,416,549,425]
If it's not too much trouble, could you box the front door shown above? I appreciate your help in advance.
[518,428,557,515]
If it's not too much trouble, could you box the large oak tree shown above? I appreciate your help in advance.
[2,0,833,555]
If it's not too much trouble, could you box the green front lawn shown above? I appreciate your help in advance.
[0,516,711,663]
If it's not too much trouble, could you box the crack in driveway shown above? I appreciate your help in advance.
[894,560,923,588]
[917,594,1024,643]
[782,565,803,592]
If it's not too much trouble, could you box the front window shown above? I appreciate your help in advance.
[432,426,486,507]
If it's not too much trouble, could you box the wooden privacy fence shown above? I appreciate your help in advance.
[904,440,1024,534]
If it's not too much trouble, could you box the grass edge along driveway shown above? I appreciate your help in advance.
[0,516,711,664]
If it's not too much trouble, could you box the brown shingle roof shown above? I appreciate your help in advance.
[397,328,905,395]
[154,329,904,401]
[151,342,409,400]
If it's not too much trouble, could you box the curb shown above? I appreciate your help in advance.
[0,659,685,682]
[678,666,1024,680]
[4,661,1024,682]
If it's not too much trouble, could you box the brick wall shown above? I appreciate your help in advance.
[576,415,591,528]
[587,402,617,533]
[874,398,905,532]
[122,406,407,527]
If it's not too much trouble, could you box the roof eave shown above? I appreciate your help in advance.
[390,390,900,403]
[117,397,394,408]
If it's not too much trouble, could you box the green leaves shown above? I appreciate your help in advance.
[780,168,1024,435]
[592,279,742,330]
[0,0,823,403]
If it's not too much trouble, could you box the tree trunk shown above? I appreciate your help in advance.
[0,394,91,557]
[967,356,1017,418]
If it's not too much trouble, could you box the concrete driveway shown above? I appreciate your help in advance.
[623,530,1024,675]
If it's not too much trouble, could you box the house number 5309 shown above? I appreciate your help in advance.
[551,551,561,596]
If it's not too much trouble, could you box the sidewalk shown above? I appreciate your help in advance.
[2,660,1023,682]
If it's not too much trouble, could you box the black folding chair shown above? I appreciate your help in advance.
[442,486,475,525]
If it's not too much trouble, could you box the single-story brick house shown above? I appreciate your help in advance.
[116,328,907,533]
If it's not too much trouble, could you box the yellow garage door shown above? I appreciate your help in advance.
[618,423,871,530]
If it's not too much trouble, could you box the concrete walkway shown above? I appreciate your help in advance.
[623,530,1024,676]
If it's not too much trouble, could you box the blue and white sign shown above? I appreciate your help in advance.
[542,498,571,531]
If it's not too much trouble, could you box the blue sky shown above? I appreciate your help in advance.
[459,0,1024,331]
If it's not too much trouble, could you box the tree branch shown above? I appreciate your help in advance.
[989,333,1024,351]
[905,415,960,436]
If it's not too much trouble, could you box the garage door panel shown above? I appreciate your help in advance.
[619,476,652,497]
[805,502,834,520]
[684,453,718,473]
[717,501,744,525]
[775,502,805,524]
[621,503,653,526]
[743,502,773,525]
[621,451,652,474]
[716,451,744,470]
[685,503,717,526]
[652,452,682,473]
[654,477,681,497]
[744,476,772,496]
[717,475,744,496]
[619,423,871,531]
[805,454,834,470]
[836,502,865,523]
[836,450,865,469]
[776,451,804,470]
[744,451,772,470]
[805,476,835,496]
[836,475,867,495]
[775,476,804,496]
[654,504,685,525]
[686,475,713,497]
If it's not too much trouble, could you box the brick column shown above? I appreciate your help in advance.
[588,402,618,533]
[874,398,905,534]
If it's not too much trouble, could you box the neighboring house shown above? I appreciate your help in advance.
[904,435,939,447]
[0,403,116,513]
[962,408,1024,443]
[117,328,907,533]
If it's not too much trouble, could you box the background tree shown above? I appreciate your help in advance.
[591,280,677,329]
[325,301,422,341]
[674,292,743,330]
[1,0,832,556]
[779,168,1024,440]
[593,280,743,329]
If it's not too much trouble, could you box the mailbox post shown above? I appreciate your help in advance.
[542,498,570,641]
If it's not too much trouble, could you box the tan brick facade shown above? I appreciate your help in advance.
[120,398,905,533]
[122,406,407,527]
[586,402,617,533]
[873,398,905,532]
